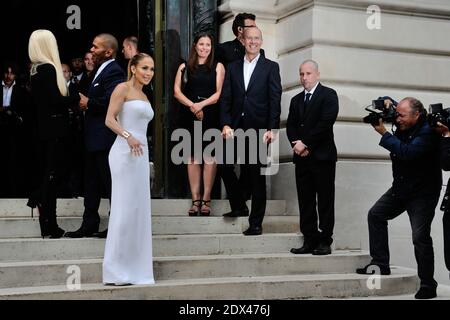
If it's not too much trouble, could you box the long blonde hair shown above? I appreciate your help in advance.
[28,29,68,96]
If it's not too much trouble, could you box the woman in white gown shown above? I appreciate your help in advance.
[103,53,155,285]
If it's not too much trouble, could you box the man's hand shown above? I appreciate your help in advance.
[292,140,307,155]
[436,122,450,137]
[221,125,234,139]
[384,99,393,108]
[372,118,387,135]
[263,130,276,144]
[79,93,89,111]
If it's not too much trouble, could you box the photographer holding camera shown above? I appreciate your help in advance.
[432,121,450,276]
[356,97,442,299]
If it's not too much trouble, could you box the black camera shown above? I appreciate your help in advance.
[363,98,397,125]
[427,103,450,128]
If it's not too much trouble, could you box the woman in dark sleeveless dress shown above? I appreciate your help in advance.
[28,29,79,238]
[174,33,225,216]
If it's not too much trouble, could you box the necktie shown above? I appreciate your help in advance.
[304,92,312,109]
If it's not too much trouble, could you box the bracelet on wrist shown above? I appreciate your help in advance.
[121,130,131,139]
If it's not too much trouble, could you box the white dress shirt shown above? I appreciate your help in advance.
[92,59,115,83]
[2,81,15,107]
[72,73,83,84]
[304,82,319,101]
[243,53,260,91]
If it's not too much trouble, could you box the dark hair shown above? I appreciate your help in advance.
[232,13,256,37]
[187,33,215,73]
[2,61,19,75]
[127,53,153,81]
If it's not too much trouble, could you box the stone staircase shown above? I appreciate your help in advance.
[0,199,418,299]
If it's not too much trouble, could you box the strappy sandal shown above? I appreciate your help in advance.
[200,200,211,216]
[188,200,202,216]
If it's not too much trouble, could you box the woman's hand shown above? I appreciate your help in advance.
[195,110,204,120]
[190,102,203,115]
[127,136,144,157]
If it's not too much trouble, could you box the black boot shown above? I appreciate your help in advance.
[46,212,65,239]
[37,205,51,238]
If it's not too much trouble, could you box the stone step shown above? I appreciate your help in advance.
[0,268,419,299]
[0,199,289,218]
[340,285,450,300]
[0,216,298,239]
[0,251,370,289]
[0,233,304,262]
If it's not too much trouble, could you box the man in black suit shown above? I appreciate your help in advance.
[65,34,125,238]
[1,62,31,197]
[220,27,282,235]
[287,60,339,255]
[217,13,265,206]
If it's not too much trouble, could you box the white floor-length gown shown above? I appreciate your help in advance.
[103,99,155,285]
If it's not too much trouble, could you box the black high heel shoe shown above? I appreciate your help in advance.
[200,200,211,216]
[188,200,202,216]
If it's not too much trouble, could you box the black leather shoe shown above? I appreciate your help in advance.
[290,244,314,254]
[223,209,249,218]
[92,229,108,238]
[415,287,437,299]
[64,228,94,238]
[356,263,391,275]
[312,243,331,255]
[243,226,262,236]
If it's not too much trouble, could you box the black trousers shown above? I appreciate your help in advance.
[81,150,111,233]
[219,163,266,227]
[218,132,267,227]
[295,160,336,246]
[219,164,247,212]
[368,188,439,289]
[444,209,450,271]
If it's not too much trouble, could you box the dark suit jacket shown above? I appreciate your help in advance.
[220,55,281,130]
[216,38,245,67]
[84,60,125,152]
[2,82,29,121]
[70,72,92,96]
[286,83,339,163]
[30,64,79,140]
[216,38,266,68]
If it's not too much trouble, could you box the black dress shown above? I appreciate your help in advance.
[28,63,79,237]
[177,63,220,158]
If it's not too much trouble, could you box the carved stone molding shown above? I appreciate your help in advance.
[218,0,450,21]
